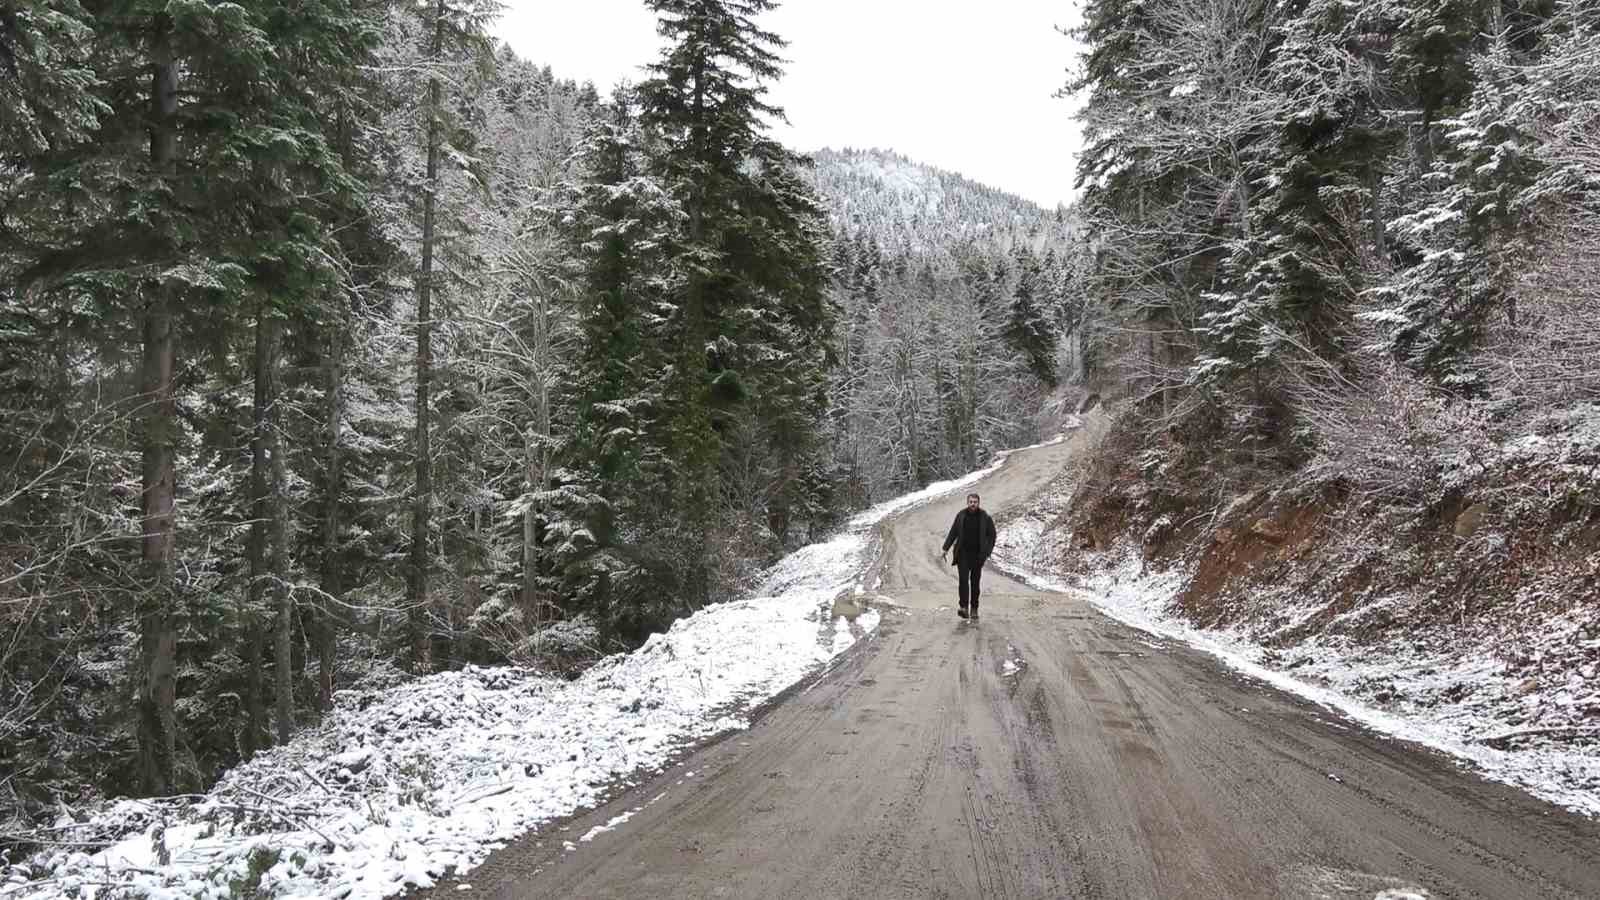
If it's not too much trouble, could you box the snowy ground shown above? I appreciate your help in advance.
[989,483,1600,819]
[2,459,1023,900]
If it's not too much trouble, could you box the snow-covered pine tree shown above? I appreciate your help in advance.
[400,0,501,672]
[635,0,833,608]
[1066,0,1591,494]
[292,0,410,713]
[1071,0,1288,404]
[554,86,688,641]
[1459,0,1598,403]
[1365,1,1555,389]
[1005,244,1059,387]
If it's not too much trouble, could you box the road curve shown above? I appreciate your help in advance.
[428,434,1600,899]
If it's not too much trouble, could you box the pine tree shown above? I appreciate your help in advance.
[1367,5,1555,387]
[1195,0,1398,377]
[299,1,407,710]
[634,0,833,606]
[1005,245,1059,387]
[552,86,685,638]
[404,0,500,672]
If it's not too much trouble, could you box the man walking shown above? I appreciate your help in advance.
[941,492,996,620]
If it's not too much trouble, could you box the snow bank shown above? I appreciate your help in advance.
[8,595,848,900]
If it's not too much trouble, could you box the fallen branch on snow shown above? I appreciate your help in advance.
[1480,726,1600,749]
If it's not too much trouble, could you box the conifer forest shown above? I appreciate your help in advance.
[0,0,1070,817]
[2,0,1599,884]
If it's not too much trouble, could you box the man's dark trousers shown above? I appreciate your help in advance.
[958,557,983,613]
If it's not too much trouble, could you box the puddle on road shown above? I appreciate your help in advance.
[831,595,868,619]
[999,640,1026,677]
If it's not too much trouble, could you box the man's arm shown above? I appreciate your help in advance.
[942,512,961,552]
[982,512,997,558]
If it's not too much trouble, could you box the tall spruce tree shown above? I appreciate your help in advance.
[557,87,687,638]
[634,0,833,608]
[1368,3,1554,387]
[1005,244,1058,387]
[404,0,500,672]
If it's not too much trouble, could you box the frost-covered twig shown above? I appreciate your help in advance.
[295,762,336,797]
[224,786,347,851]
[445,782,515,807]
[1481,726,1600,749]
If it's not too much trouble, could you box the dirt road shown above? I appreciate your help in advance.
[433,434,1600,899]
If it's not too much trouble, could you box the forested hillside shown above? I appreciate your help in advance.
[1059,0,1600,740]
[809,147,1080,507]
[810,147,1057,251]
[1069,0,1599,461]
[0,0,809,821]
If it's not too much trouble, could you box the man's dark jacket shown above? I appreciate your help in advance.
[943,508,996,566]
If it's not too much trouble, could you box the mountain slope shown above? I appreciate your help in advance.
[807,147,1067,252]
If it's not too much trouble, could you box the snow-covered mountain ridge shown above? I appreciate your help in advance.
[805,147,1066,252]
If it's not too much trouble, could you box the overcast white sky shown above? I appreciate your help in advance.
[493,1,1087,210]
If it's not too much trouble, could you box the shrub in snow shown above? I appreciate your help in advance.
[1294,359,1496,506]
[534,616,601,655]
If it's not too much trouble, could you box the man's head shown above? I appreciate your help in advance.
[966,493,980,511]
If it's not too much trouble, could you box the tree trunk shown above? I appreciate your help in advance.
[689,55,706,244]
[138,294,179,794]
[531,291,556,611]
[247,309,275,751]
[241,596,265,757]
[271,380,291,745]
[962,340,978,470]
[316,105,357,712]
[521,500,538,622]
[248,309,290,746]
[1416,105,1436,173]
[137,18,179,798]
[1368,164,1387,262]
[409,3,445,675]
[318,323,344,711]
[523,289,552,624]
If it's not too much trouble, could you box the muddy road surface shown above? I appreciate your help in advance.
[432,434,1600,899]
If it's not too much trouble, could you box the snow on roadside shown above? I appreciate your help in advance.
[3,447,1043,900]
[6,587,846,900]
[990,528,1600,818]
